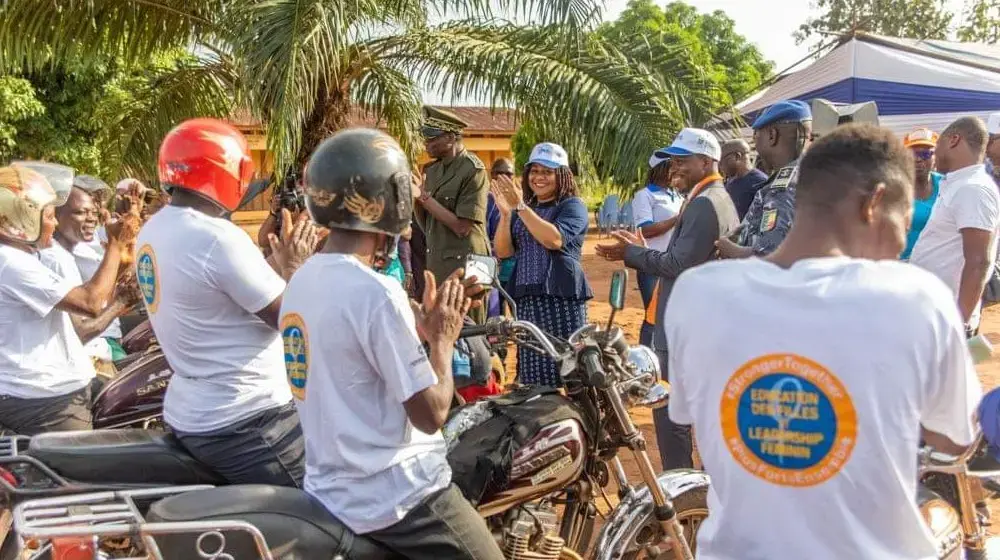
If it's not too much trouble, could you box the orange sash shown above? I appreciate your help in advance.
[644,173,722,326]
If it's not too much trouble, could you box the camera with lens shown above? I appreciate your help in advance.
[277,171,306,213]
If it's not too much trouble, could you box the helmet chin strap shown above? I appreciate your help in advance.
[370,233,396,272]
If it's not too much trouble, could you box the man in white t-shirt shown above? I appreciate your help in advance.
[910,116,1000,336]
[632,151,683,347]
[0,165,127,435]
[281,128,502,559]
[665,124,981,559]
[138,118,316,487]
[40,186,134,363]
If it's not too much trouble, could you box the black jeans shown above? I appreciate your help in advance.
[0,377,103,436]
[173,401,305,487]
[654,348,694,470]
[366,484,503,560]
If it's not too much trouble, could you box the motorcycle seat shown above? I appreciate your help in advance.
[27,429,223,486]
[147,485,401,560]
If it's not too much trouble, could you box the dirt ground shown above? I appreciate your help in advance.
[577,229,1000,523]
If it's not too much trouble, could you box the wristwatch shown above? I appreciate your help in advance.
[514,201,528,213]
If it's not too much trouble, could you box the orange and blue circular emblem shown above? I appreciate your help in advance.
[280,313,309,400]
[135,244,159,314]
[720,353,857,487]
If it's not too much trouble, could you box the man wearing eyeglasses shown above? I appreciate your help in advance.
[900,129,943,261]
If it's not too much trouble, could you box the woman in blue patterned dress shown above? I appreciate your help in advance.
[491,142,593,387]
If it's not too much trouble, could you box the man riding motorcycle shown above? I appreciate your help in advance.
[0,165,126,435]
[663,124,981,559]
[136,118,316,487]
[279,128,504,559]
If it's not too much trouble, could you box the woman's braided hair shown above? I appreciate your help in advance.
[645,161,671,188]
[521,163,579,205]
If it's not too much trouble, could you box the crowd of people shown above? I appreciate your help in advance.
[0,95,999,559]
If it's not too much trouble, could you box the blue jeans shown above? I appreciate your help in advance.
[637,272,658,347]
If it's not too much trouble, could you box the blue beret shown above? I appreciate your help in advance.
[751,100,812,130]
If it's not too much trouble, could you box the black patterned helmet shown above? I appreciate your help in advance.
[303,128,412,236]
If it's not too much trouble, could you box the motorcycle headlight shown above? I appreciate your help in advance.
[627,345,660,379]
[622,345,668,409]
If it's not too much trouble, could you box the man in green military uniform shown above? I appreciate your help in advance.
[414,106,491,323]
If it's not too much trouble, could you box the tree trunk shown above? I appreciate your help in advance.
[295,84,351,170]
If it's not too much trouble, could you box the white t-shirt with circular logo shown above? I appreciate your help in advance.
[136,205,291,434]
[664,257,981,560]
[0,244,95,398]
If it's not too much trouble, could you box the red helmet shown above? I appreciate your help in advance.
[158,118,255,212]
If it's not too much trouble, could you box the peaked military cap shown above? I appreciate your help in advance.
[422,106,468,138]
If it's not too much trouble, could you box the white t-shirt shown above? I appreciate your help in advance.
[632,186,683,252]
[281,254,450,534]
[39,243,113,361]
[664,257,981,560]
[0,244,95,398]
[910,164,1000,328]
[137,205,291,434]
[72,240,122,340]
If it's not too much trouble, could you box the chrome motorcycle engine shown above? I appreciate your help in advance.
[501,502,566,560]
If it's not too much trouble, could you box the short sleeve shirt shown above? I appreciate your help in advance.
[422,150,491,282]
[0,245,95,398]
[281,254,450,534]
[137,205,291,434]
[665,257,980,560]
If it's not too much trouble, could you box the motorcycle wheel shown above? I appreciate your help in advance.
[618,485,709,559]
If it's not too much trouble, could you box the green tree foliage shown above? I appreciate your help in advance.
[958,0,1000,43]
[599,0,773,106]
[795,0,953,44]
[0,76,45,160]
[0,0,721,186]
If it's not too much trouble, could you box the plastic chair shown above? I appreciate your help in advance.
[598,195,620,237]
[618,201,634,232]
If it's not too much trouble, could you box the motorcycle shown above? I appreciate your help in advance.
[3,269,708,560]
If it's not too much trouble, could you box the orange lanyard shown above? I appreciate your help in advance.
[679,173,722,215]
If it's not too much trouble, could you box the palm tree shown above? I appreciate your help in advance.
[0,0,721,185]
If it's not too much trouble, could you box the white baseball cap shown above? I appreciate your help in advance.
[649,149,670,168]
[988,112,1000,136]
[528,142,570,169]
[662,128,721,161]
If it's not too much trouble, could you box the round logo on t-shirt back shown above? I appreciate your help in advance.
[720,353,857,487]
[135,244,159,314]
[280,313,309,400]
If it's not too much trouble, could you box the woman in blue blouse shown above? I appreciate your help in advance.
[492,142,593,387]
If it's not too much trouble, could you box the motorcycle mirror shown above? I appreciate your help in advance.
[12,161,75,207]
[609,269,627,311]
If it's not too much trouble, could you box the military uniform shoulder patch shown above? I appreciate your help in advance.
[760,209,778,232]
[772,166,795,189]
[464,151,486,171]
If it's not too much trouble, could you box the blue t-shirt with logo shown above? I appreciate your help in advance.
[901,172,942,260]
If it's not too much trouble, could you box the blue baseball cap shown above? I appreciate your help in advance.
[528,142,570,169]
[751,100,813,130]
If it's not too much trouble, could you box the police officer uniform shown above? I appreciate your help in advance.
[737,100,811,256]
[419,107,491,319]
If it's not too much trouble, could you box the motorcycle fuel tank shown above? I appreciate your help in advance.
[92,350,172,430]
[477,418,586,518]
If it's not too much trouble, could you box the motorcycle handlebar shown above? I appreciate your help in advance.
[458,324,491,338]
[460,318,563,359]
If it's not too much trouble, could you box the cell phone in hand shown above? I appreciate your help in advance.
[464,255,497,286]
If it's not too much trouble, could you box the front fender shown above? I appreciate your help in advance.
[592,468,710,560]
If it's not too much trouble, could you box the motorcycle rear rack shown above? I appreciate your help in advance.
[13,485,276,560]
[0,436,124,502]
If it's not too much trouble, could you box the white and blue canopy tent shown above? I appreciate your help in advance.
[715,32,1000,138]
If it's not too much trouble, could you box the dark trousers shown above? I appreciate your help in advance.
[654,349,694,470]
[174,402,305,488]
[637,272,657,347]
[366,484,503,560]
[0,377,103,436]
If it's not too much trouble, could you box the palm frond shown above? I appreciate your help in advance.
[375,23,721,185]
[350,61,424,161]
[425,0,602,30]
[0,0,225,71]
[96,56,237,181]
